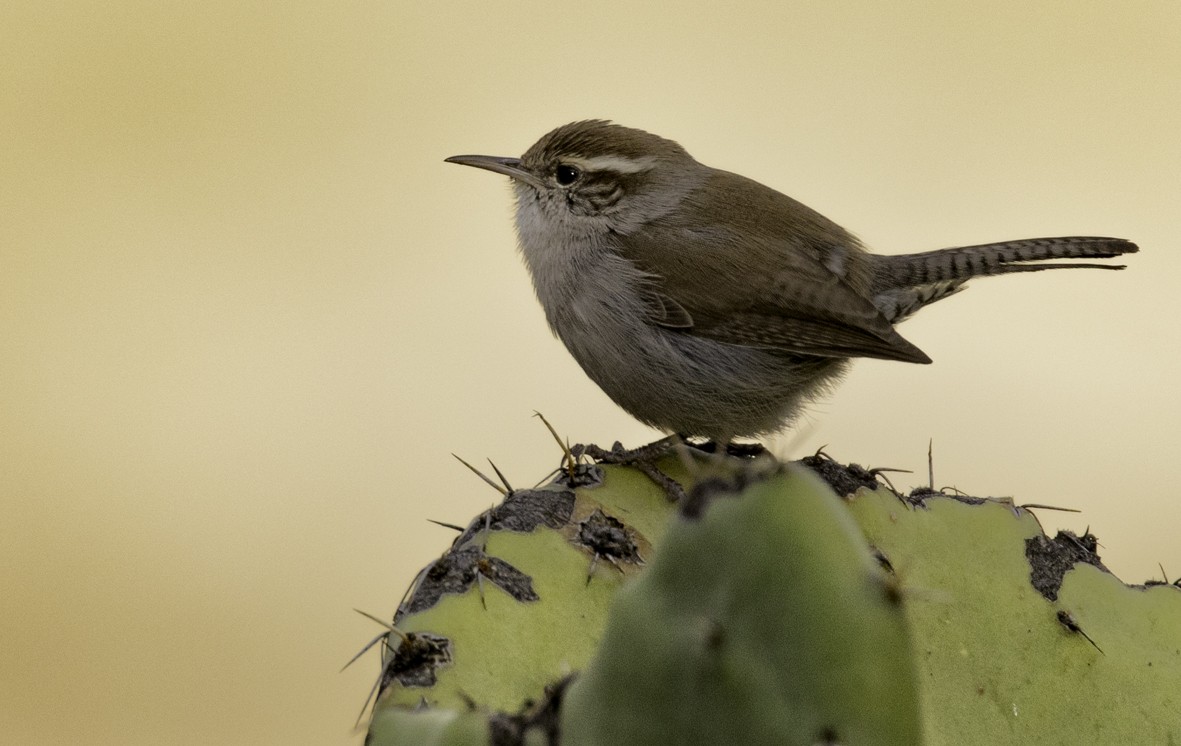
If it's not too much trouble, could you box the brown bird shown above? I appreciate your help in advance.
[447,121,1137,442]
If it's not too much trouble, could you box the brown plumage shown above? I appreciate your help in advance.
[448,121,1137,440]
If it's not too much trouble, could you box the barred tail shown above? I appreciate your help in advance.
[869,236,1137,321]
[871,236,1138,292]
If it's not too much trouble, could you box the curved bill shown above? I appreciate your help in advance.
[444,154,546,189]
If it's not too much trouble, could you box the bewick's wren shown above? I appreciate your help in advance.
[446,120,1136,442]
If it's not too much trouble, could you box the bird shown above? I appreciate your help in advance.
[446,120,1137,444]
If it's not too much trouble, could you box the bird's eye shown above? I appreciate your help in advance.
[555,164,581,186]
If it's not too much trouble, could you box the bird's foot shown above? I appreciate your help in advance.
[572,436,768,502]
[573,436,687,502]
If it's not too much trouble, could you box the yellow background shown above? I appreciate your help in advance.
[3,2,1178,743]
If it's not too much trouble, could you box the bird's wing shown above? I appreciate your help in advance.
[621,168,931,364]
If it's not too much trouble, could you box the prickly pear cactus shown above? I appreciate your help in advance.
[362,445,1181,745]
[559,465,921,745]
[847,484,1181,743]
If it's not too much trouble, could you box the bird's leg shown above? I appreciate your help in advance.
[573,435,687,502]
[573,436,768,502]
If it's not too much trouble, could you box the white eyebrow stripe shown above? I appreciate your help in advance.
[570,155,659,173]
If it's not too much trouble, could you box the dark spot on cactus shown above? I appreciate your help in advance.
[577,509,641,567]
[815,725,841,744]
[553,462,605,489]
[869,548,905,605]
[381,632,452,689]
[879,574,904,607]
[1025,530,1108,601]
[398,546,539,617]
[799,451,1002,508]
[1071,531,1098,554]
[491,488,576,531]
[487,674,575,746]
[903,487,986,509]
[471,555,538,602]
[411,552,473,609]
[396,488,569,617]
[798,452,881,496]
[1056,609,1104,654]
[871,546,895,574]
[425,558,450,581]
[704,618,725,650]
[452,489,576,546]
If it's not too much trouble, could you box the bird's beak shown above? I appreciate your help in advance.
[444,154,546,189]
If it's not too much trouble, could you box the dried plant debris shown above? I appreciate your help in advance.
[380,632,453,689]
[398,546,539,617]
[798,452,882,497]
[1025,529,1109,601]
[444,490,577,548]
[577,509,642,567]
[902,488,986,508]
[552,462,605,489]
[488,489,576,534]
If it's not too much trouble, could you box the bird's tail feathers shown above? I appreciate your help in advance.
[871,236,1137,292]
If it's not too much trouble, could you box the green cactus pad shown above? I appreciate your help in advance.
[373,465,680,716]
[365,447,1181,745]
[366,708,490,746]
[560,466,922,745]
[847,486,1181,744]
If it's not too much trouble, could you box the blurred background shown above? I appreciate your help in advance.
[2,1,1178,743]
